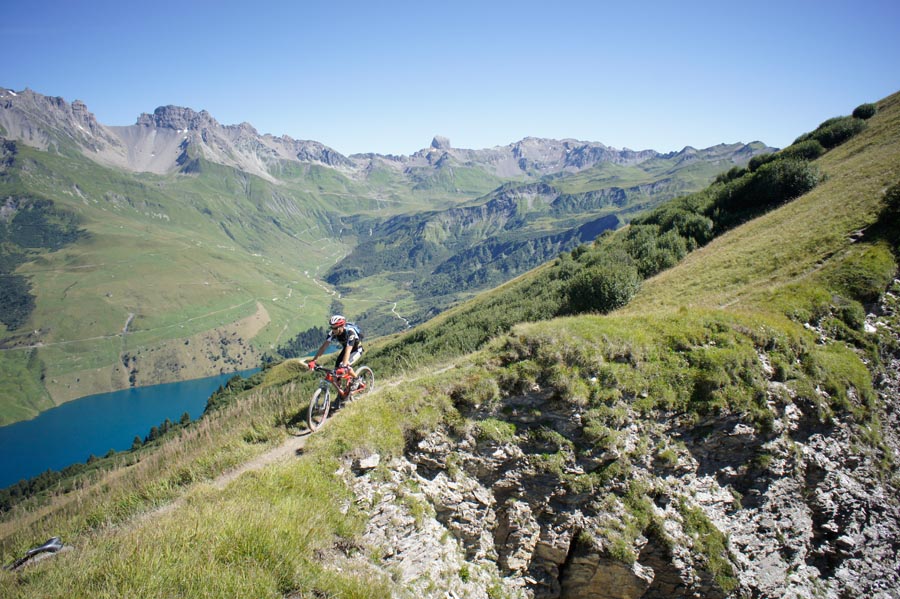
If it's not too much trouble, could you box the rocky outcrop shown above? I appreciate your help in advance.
[0,88,353,180]
[321,286,900,598]
[136,105,218,130]
[0,87,123,154]
[431,135,452,150]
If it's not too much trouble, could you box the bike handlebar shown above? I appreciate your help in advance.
[312,365,351,377]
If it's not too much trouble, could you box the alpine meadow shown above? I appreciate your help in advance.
[0,85,899,599]
[0,89,772,424]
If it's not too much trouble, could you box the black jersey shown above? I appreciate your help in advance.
[326,323,362,347]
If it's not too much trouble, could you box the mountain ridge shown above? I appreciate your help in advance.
[0,86,773,182]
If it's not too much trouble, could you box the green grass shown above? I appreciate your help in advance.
[0,351,53,425]
[0,145,360,420]
[624,93,900,316]
[677,498,739,593]
[1,114,757,423]
[1,92,899,597]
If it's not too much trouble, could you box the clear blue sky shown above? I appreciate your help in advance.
[2,0,898,156]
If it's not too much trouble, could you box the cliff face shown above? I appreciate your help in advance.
[319,283,900,599]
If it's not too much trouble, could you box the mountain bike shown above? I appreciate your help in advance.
[306,365,374,431]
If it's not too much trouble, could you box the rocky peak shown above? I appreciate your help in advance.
[431,135,451,150]
[0,87,115,154]
[136,105,218,131]
[292,141,354,168]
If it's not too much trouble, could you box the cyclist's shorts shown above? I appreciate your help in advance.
[335,345,363,369]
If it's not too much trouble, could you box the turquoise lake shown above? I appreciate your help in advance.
[0,369,258,489]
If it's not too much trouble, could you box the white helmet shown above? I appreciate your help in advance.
[329,315,346,328]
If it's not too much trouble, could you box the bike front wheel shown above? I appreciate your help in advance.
[307,387,331,431]
[349,366,375,400]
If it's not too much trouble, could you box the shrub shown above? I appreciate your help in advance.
[621,226,692,278]
[714,166,748,184]
[808,116,867,149]
[880,182,900,235]
[852,103,877,120]
[565,259,642,314]
[748,152,778,172]
[653,208,715,247]
[752,158,820,204]
[709,158,819,231]
[779,139,825,162]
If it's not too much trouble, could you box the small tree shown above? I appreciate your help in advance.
[565,259,641,314]
[780,139,825,161]
[852,103,877,120]
[748,152,778,172]
[810,116,867,149]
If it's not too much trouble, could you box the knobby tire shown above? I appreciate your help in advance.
[351,366,375,400]
[307,387,330,431]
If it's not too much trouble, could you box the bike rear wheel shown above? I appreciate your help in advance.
[307,387,331,431]
[350,366,375,400]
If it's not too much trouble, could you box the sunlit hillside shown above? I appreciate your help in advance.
[1,91,898,598]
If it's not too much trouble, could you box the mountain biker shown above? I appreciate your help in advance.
[308,315,363,379]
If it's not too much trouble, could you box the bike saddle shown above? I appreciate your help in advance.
[5,537,64,571]
[26,537,63,557]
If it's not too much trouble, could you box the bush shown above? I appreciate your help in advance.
[714,166,748,184]
[779,139,825,162]
[808,116,867,149]
[565,258,641,314]
[881,181,900,224]
[752,158,820,204]
[665,210,715,247]
[709,158,819,231]
[748,152,778,172]
[852,103,877,120]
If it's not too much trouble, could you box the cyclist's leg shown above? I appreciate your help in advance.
[345,344,362,378]
[348,345,363,366]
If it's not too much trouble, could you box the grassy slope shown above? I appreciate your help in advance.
[0,149,350,419]
[0,131,749,424]
[0,143,503,422]
[624,95,899,315]
[1,94,897,597]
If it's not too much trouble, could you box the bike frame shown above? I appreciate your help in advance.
[314,365,354,400]
[307,363,373,432]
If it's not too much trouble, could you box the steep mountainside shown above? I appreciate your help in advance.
[326,141,768,309]
[0,93,896,599]
[0,86,771,425]
[303,93,900,598]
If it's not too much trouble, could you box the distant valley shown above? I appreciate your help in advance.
[0,86,773,424]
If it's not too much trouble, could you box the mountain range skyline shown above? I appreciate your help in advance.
[0,85,759,158]
[4,86,768,184]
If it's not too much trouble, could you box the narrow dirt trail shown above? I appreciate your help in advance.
[139,432,311,523]
[141,362,456,523]
[210,432,310,490]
